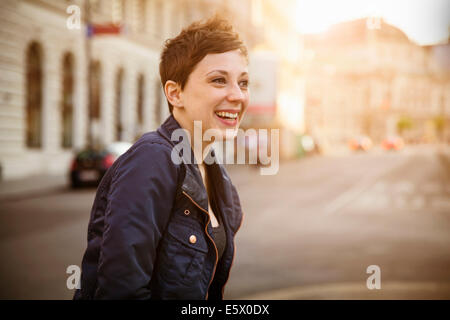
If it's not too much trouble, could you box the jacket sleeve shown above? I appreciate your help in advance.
[95,142,180,299]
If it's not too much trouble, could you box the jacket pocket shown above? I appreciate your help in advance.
[167,220,208,253]
[157,220,209,286]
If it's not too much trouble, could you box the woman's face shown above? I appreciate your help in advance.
[174,49,249,141]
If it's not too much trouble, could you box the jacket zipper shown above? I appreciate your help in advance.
[182,191,218,300]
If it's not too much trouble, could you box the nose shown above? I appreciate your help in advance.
[227,82,245,103]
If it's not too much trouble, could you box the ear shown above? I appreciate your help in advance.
[164,80,183,109]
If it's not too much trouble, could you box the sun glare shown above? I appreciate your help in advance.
[295,0,450,45]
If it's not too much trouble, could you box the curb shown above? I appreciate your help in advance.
[0,176,69,202]
[237,281,450,300]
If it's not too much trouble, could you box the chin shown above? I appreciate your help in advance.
[203,125,237,144]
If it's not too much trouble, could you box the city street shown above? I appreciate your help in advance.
[0,146,449,299]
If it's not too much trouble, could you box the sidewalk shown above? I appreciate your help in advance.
[0,174,69,202]
[238,281,450,300]
[0,166,252,203]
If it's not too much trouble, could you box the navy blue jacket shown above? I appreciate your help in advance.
[73,115,243,300]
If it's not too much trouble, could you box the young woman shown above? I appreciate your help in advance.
[74,16,249,300]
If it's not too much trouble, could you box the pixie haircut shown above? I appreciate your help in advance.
[159,16,248,113]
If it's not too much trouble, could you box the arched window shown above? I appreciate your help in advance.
[112,0,125,25]
[154,80,162,126]
[61,52,74,149]
[154,0,163,37]
[89,61,101,119]
[25,42,43,148]
[133,0,146,32]
[88,61,101,145]
[136,74,145,136]
[114,68,124,141]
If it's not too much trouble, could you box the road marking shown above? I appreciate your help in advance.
[394,181,414,194]
[323,156,411,215]
[411,196,426,210]
[421,183,442,194]
[393,195,408,209]
[237,281,450,300]
[372,182,386,192]
[432,197,450,210]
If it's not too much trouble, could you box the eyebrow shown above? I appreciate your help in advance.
[206,70,248,77]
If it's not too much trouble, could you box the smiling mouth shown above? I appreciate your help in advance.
[214,111,239,120]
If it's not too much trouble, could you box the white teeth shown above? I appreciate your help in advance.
[215,111,238,119]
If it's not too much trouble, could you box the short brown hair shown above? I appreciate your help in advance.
[159,15,248,113]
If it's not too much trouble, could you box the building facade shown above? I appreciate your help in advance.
[0,0,255,180]
[302,18,450,153]
[242,0,303,159]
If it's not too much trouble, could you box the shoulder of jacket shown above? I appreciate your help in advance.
[132,131,175,151]
[110,132,180,179]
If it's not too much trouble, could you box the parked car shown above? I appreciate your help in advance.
[348,136,373,152]
[70,141,132,188]
[297,134,321,156]
[382,136,404,151]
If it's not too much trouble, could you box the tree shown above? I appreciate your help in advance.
[432,115,445,142]
[396,116,413,135]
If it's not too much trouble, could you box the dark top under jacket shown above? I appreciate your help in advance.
[73,115,243,300]
[211,203,226,261]
[207,165,227,262]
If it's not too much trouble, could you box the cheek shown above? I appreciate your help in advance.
[187,87,222,112]
[201,91,224,113]
[245,92,250,103]
[242,92,250,109]
[185,93,207,115]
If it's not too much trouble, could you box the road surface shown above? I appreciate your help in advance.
[1,146,449,299]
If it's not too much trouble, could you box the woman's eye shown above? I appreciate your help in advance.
[212,78,226,84]
[239,80,249,88]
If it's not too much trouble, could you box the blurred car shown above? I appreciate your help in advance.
[382,136,404,151]
[297,134,321,156]
[348,136,373,152]
[70,141,132,188]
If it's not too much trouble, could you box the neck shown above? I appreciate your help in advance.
[173,112,213,166]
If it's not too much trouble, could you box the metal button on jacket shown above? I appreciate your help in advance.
[184,209,190,216]
[189,235,197,244]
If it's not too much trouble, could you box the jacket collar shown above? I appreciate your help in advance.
[157,115,210,212]
[157,115,242,233]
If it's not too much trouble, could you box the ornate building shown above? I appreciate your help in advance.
[302,18,450,153]
[0,0,256,179]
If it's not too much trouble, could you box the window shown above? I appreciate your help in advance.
[154,0,162,37]
[136,74,145,136]
[112,0,125,25]
[88,61,101,120]
[61,52,74,148]
[135,0,146,32]
[25,42,43,148]
[90,0,101,12]
[115,68,124,141]
[154,79,162,126]
[88,61,101,145]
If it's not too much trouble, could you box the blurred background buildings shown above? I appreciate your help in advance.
[0,0,256,180]
[0,0,449,180]
[302,18,450,153]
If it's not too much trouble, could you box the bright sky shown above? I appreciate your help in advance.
[295,0,450,45]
